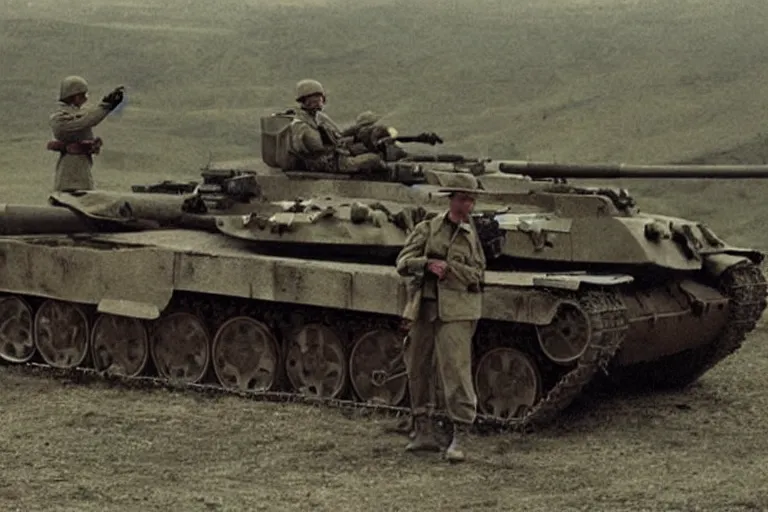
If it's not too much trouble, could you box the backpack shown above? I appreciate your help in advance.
[260,110,298,169]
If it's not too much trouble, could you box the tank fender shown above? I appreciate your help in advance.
[97,299,161,320]
[0,239,174,318]
[703,253,757,278]
[482,287,563,325]
[482,273,632,324]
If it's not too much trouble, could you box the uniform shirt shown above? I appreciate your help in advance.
[49,101,110,143]
[290,108,343,157]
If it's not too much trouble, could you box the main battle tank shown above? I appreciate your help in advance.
[1,116,767,430]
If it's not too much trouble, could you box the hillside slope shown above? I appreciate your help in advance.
[2,0,768,244]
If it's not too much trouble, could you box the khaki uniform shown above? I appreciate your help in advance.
[396,212,486,425]
[290,109,386,173]
[49,101,111,191]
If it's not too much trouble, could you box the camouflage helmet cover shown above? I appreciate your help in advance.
[355,110,381,126]
[295,79,325,101]
[59,75,88,101]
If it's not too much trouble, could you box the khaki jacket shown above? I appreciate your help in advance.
[396,212,486,322]
[49,101,111,191]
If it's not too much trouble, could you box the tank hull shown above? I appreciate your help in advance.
[0,229,763,429]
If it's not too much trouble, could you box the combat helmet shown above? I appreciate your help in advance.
[295,79,325,101]
[355,111,381,126]
[59,76,88,101]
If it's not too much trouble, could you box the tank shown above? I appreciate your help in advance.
[1,119,767,431]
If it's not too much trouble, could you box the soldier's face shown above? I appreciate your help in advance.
[73,93,87,107]
[303,94,325,110]
[450,193,475,219]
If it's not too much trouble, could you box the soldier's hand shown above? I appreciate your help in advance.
[427,259,448,280]
[102,86,125,110]
[375,136,394,150]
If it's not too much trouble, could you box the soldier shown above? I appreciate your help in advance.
[341,111,399,156]
[342,110,442,161]
[48,76,124,191]
[290,79,389,174]
[395,182,486,463]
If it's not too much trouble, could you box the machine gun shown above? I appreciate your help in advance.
[390,132,444,146]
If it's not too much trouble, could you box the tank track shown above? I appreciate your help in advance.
[0,286,630,434]
[702,260,768,373]
[608,260,767,390]
[517,288,628,428]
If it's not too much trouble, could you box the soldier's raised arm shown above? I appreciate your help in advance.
[49,105,110,135]
[50,79,123,136]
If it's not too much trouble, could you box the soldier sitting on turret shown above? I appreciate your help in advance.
[289,79,392,174]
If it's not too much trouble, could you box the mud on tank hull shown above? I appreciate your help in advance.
[0,228,764,430]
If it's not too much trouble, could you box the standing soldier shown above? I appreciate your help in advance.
[395,182,486,463]
[48,76,124,191]
[289,79,390,174]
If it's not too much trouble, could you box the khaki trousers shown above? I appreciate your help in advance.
[404,299,478,425]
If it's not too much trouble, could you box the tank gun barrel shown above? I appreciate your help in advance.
[0,204,93,235]
[0,203,219,235]
[497,161,768,179]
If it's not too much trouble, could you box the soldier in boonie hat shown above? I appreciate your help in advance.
[394,168,487,463]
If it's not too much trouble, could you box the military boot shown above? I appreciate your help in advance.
[444,423,469,463]
[405,415,441,452]
[384,415,414,438]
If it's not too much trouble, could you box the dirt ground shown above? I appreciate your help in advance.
[3,0,768,510]
[1,335,768,512]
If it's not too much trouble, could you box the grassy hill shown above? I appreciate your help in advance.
[2,0,768,246]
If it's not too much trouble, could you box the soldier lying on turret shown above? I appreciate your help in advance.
[341,110,444,162]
